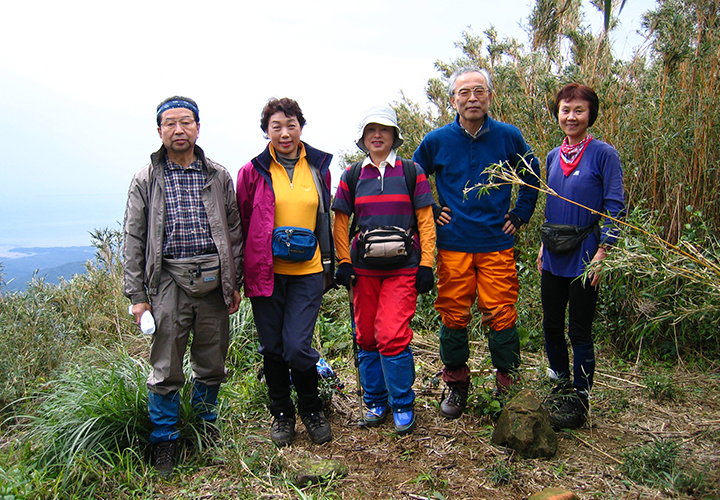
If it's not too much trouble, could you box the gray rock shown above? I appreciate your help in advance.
[491,389,558,458]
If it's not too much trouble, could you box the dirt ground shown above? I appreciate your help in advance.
[232,347,720,500]
[146,334,720,500]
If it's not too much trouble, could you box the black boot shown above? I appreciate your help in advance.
[292,365,332,444]
[546,388,589,429]
[263,355,296,446]
[152,439,178,477]
[270,413,296,447]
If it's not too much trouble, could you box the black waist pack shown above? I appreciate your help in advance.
[357,226,414,268]
[541,222,599,254]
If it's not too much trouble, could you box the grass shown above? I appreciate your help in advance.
[411,469,448,497]
[643,372,679,402]
[486,459,516,485]
[11,348,152,491]
[620,439,710,497]
[0,227,717,498]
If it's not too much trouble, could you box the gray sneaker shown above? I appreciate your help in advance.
[440,386,469,419]
[270,413,296,447]
[301,411,332,444]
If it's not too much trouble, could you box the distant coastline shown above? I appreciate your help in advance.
[0,246,96,292]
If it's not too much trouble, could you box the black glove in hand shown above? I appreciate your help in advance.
[432,204,444,221]
[415,266,434,294]
[335,262,357,288]
[505,212,524,231]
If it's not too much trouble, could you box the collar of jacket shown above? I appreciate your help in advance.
[453,112,493,140]
[150,144,213,174]
[251,141,333,184]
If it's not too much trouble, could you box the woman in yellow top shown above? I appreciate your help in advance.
[236,98,334,446]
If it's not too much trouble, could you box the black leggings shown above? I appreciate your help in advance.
[541,270,598,392]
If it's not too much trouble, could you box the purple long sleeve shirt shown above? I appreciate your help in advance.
[542,138,626,278]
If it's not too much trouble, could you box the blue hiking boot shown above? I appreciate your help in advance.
[393,408,416,435]
[365,406,389,427]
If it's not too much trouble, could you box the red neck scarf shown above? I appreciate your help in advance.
[560,135,593,176]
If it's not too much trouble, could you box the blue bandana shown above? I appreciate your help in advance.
[156,99,199,125]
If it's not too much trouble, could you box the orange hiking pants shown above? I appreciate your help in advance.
[434,248,519,332]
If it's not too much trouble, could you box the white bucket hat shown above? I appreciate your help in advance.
[356,105,404,152]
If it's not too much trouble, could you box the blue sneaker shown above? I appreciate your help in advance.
[364,406,388,427]
[393,409,416,435]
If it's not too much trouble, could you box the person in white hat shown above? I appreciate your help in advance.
[332,105,436,434]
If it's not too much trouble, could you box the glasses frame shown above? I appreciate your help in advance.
[160,118,197,130]
[454,86,489,99]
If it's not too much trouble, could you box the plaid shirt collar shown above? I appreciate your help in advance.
[164,154,203,172]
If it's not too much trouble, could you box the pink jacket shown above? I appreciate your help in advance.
[236,142,333,297]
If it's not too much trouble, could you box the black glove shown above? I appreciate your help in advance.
[335,262,357,288]
[505,212,524,231]
[432,204,444,221]
[415,266,434,294]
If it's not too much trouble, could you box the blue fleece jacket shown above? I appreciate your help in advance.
[413,114,540,253]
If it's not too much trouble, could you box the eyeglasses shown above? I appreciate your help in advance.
[160,118,196,130]
[455,86,489,99]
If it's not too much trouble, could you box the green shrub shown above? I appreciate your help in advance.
[598,207,720,361]
[621,439,709,495]
[16,349,151,469]
[643,373,679,402]
[0,229,133,409]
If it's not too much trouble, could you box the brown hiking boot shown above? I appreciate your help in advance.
[440,386,468,419]
[152,439,178,478]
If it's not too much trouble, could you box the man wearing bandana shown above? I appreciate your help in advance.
[123,96,243,476]
[413,67,540,419]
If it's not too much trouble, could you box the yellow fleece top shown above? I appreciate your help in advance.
[269,144,322,275]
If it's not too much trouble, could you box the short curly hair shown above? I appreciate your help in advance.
[553,83,599,127]
[260,98,306,133]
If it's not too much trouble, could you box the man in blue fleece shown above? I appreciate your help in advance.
[413,66,540,418]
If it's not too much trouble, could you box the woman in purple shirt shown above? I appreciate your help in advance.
[537,83,625,429]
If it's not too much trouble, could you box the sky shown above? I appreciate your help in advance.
[0,0,653,252]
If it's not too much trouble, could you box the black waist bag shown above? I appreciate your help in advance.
[541,222,599,254]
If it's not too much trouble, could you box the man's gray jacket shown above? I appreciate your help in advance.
[123,144,244,306]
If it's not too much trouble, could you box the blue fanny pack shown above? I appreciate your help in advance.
[272,226,317,262]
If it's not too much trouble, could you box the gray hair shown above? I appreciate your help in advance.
[448,66,494,98]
